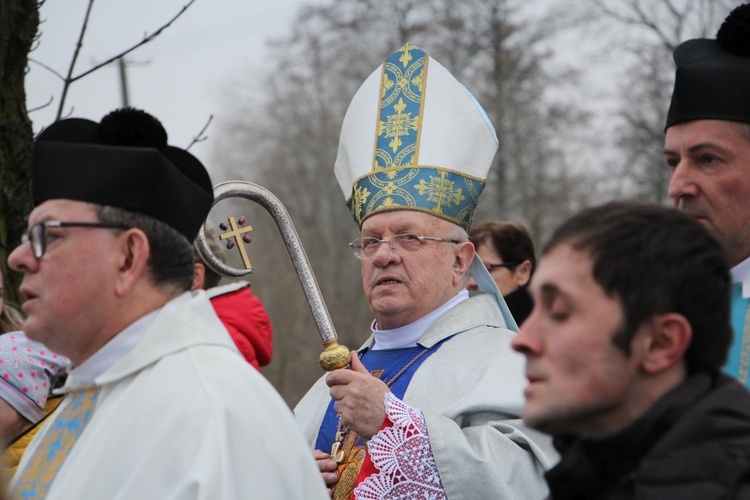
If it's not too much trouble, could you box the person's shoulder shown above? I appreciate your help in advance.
[428,293,509,336]
[697,373,750,417]
[179,346,292,419]
[449,322,516,346]
[424,319,523,376]
[444,295,518,343]
[647,373,750,463]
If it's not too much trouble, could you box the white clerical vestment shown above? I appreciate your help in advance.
[11,291,328,500]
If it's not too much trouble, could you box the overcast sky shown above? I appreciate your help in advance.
[27,0,314,174]
[28,0,721,186]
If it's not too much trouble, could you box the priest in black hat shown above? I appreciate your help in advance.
[5,108,327,499]
[665,3,750,389]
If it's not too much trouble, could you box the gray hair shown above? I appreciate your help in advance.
[740,122,750,144]
[97,205,195,291]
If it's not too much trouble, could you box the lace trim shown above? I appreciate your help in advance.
[354,392,446,499]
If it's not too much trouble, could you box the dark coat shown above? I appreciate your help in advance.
[504,285,533,326]
[546,372,750,500]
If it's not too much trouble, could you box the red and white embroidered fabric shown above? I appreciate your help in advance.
[354,392,447,499]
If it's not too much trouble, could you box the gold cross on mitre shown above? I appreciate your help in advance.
[219,216,254,269]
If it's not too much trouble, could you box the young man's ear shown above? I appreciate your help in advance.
[639,313,692,375]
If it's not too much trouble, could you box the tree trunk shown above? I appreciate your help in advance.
[0,0,37,307]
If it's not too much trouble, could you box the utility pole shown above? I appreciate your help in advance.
[104,57,149,108]
[118,57,130,107]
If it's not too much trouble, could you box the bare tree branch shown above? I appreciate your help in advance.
[28,57,65,80]
[56,0,197,120]
[630,0,681,51]
[593,0,678,51]
[27,95,54,114]
[61,107,76,119]
[71,0,196,83]
[56,0,94,120]
[186,114,213,151]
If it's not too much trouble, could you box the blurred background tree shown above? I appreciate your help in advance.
[569,0,738,203]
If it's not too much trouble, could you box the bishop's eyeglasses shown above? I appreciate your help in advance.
[22,221,131,259]
[349,234,460,260]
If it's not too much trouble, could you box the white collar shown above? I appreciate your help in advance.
[732,256,750,299]
[64,293,192,389]
[371,290,469,350]
[732,255,750,283]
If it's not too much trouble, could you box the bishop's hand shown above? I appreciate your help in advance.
[327,350,389,440]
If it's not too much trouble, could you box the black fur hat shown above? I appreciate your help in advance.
[666,4,750,130]
[32,108,214,241]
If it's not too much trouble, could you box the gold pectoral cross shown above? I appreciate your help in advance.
[331,441,345,463]
[219,216,254,269]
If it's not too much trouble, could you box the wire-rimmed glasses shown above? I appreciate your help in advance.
[349,233,460,260]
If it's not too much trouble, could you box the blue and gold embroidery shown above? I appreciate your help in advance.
[348,42,486,229]
[347,166,485,229]
[414,170,466,215]
[374,42,425,171]
[13,387,100,499]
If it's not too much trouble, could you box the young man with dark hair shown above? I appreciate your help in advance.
[512,201,750,499]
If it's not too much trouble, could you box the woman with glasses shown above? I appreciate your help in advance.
[468,220,536,325]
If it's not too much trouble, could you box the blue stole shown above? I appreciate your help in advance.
[725,282,750,386]
[315,343,444,453]
[13,387,100,499]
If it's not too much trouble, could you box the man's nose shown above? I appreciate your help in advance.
[667,162,699,203]
[511,313,542,356]
[8,240,36,274]
[370,239,399,266]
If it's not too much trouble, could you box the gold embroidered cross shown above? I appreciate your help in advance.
[219,216,253,269]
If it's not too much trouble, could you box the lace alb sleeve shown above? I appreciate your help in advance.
[353,392,447,499]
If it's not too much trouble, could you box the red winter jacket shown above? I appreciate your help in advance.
[208,282,273,370]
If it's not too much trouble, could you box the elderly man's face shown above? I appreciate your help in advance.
[665,119,750,266]
[360,211,468,330]
[8,200,123,364]
[511,243,644,437]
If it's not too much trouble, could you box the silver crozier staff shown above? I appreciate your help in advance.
[194,180,351,371]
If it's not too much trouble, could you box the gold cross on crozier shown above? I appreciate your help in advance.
[219,216,254,269]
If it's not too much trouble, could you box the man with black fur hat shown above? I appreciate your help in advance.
[6,108,327,499]
[665,3,750,389]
